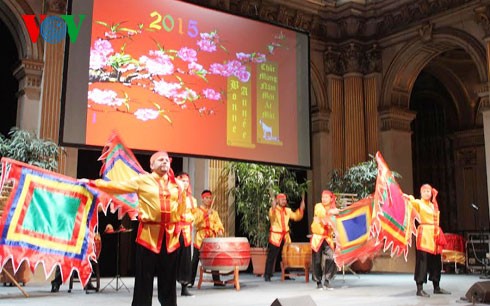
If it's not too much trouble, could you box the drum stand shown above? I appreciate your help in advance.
[197,265,241,291]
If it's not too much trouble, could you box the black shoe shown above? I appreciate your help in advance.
[181,285,194,296]
[316,282,323,290]
[433,287,450,294]
[51,281,61,293]
[416,289,430,297]
[284,276,294,280]
[264,275,271,282]
[85,282,97,291]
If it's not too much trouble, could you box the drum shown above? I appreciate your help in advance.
[200,237,251,272]
[442,233,465,265]
[281,242,312,269]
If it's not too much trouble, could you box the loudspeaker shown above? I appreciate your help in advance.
[270,295,317,306]
[465,281,490,303]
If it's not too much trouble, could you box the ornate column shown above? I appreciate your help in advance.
[342,43,366,167]
[475,5,490,221]
[452,129,489,231]
[38,0,78,176]
[209,159,234,237]
[378,107,416,194]
[480,96,490,223]
[363,44,381,156]
[13,59,43,134]
[324,47,344,171]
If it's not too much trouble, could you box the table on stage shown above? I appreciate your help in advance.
[101,227,132,292]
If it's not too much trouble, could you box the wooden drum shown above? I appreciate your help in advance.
[442,233,465,265]
[200,237,251,272]
[281,242,312,269]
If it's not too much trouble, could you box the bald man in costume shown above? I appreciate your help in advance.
[264,193,305,282]
[89,151,186,306]
[405,184,451,297]
[310,190,339,290]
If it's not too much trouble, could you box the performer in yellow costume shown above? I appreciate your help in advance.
[405,184,450,297]
[190,190,225,287]
[175,172,197,296]
[90,151,186,306]
[264,193,304,282]
[310,190,339,290]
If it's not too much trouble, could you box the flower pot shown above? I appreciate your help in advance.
[250,247,268,276]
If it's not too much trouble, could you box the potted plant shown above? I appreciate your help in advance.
[0,127,60,171]
[0,127,60,285]
[224,162,308,276]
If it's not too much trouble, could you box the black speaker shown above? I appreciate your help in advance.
[271,295,317,306]
[465,281,490,303]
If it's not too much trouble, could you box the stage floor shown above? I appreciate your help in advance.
[1,272,489,306]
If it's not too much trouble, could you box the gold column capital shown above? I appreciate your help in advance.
[13,59,44,100]
[311,111,329,133]
[379,107,416,132]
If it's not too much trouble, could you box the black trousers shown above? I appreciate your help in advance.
[176,235,192,286]
[264,241,284,277]
[191,247,221,285]
[414,248,442,285]
[312,240,336,283]
[132,237,178,306]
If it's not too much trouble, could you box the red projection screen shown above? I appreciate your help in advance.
[60,0,311,168]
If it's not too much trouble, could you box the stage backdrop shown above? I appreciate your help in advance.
[60,0,311,168]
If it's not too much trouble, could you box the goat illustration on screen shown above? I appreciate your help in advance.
[259,119,273,140]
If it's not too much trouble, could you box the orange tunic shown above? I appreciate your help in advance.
[268,206,303,247]
[408,196,444,254]
[176,195,197,247]
[310,203,335,252]
[193,206,224,250]
[93,172,186,254]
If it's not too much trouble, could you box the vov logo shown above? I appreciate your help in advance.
[22,15,86,44]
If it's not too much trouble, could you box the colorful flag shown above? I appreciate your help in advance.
[0,158,110,286]
[373,151,417,260]
[98,131,145,219]
[332,197,381,266]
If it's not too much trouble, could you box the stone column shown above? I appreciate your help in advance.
[38,0,77,175]
[324,47,344,171]
[342,43,366,167]
[481,98,490,222]
[363,44,382,156]
[310,111,330,224]
[378,107,416,194]
[474,4,490,222]
[13,59,43,134]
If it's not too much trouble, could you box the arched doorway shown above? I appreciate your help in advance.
[381,29,489,233]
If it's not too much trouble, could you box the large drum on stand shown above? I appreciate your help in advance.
[198,237,251,291]
[200,237,251,272]
[281,242,312,282]
[442,233,465,273]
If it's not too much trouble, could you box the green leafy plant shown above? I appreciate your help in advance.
[224,162,309,248]
[0,127,60,171]
[327,154,401,199]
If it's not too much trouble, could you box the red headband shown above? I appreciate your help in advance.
[276,193,287,200]
[150,151,171,164]
[201,191,212,198]
[322,190,334,197]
